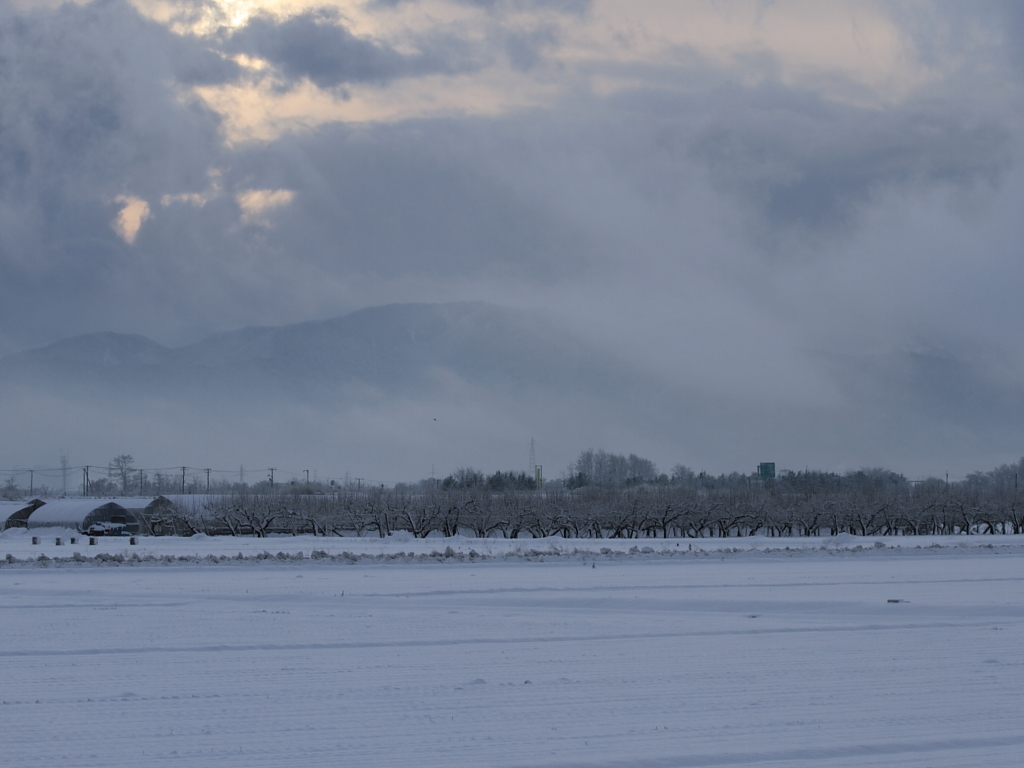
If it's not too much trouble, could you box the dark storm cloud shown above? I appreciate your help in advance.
[0,0,217,189]
[0,0,226,347]
[686,86,1011,235]
[168,38,244,86]
[226,9,483,89]
[500,24,559,71]
[224,119,588,278]
[994,0,1024,69]
[0,0,590,350]
[2,0,1016,344]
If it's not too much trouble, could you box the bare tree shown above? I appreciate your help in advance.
[109,454,136,496]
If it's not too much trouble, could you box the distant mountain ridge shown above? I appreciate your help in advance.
[13,332,174,367]
[7,302,494,366]
[4,302,1023,482]
[0,301,660,481]
[0,302,617,397]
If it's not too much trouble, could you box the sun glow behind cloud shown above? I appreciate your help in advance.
[129,0,379,35]
[236,188,296,224]
[123,0,947,145]
[112,195,150,244]
[129,0,279,33]
[193,71,559,144]
[570,0,939,103]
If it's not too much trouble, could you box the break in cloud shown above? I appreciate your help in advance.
[0,0,1022,478]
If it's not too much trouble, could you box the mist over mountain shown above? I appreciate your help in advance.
[2,301,1022,483]
[0,302,675,482]
[4,302,622,398]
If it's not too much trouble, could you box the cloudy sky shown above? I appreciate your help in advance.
[1,0,1022,479]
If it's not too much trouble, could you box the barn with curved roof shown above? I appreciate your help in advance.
[25,499,145,534]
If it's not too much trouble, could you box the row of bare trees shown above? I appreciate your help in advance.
[152,482,1024,538]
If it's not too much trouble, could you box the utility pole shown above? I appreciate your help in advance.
[182,466,187,494]
[60,451,69,495]
[84,466,90,496]
[304,469,309,485]
[205,468,211,493]
[268,468,275,489]
[139,469,144,495]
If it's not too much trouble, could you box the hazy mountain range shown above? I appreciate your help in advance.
[2,302,1021,482]
[3,302,610,396]
[0,303,676,482]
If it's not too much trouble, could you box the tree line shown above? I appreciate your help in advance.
[6,450,1023,539]
[153,469,1024,539]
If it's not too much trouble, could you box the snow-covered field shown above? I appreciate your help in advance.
[5,528,1024,562]
[2,533,1023,767]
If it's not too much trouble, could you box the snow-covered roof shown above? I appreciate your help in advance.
[1,500,41,528]
[159,494,224,513]
[0,500,33,512]
[114,497,162,511]
[26,499,129,527]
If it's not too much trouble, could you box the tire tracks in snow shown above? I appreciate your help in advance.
[0,619,1004,658]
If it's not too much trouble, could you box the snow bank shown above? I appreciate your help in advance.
[3,529,1022,567]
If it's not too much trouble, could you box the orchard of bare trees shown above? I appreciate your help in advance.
[160,460,1024,539]
[6,449,1023,538]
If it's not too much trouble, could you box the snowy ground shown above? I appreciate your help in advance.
[2,534,1023,767]
[5,528,1024,562]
